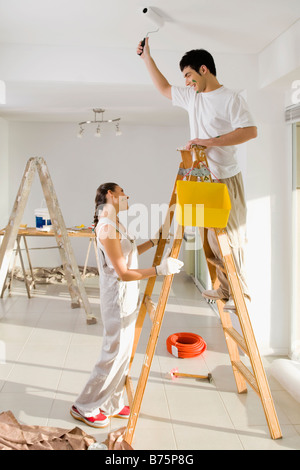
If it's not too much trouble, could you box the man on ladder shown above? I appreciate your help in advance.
[136,38,257,312]
[106,42,281,447]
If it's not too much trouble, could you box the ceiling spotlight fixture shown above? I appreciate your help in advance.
[94,125,101,137]
[0,80,6,105]
[77,126,84,139]
[77,108,121,138]
[115,122,122,136]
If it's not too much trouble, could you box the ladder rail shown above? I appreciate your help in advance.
[0,157,96,324]
[191,146,281,439]
[0,159,36,293]
[36,158,96,324]
[124,225,184,446]
[189,147,249,394]
[121,145,282,447]
[127,152,193,373]
[216,229,282,439]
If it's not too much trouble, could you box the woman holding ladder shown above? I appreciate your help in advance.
[70,182,183,428]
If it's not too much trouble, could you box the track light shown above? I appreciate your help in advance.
[77,127,84,139]
[77,108,122,138]
[115,123,122,136]
[0,80,6,105]
[94,125,101,137]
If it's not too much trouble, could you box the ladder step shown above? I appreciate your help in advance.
[224,327,248,355]
[207,257,226,273]
[122,147,282,445]
[125,375,135,408]
[232,360,259,395]
[145,295,156,322]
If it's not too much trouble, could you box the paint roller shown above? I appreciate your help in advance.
[138,6,164,56]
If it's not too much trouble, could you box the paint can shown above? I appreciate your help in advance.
[35,208,51,229]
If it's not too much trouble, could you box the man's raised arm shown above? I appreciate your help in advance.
[137,37,172,100]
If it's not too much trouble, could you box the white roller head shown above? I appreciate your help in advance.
[140,6,164,29]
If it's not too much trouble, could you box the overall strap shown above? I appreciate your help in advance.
[97,217,134,243]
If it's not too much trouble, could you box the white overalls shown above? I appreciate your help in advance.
[74,217,139,417]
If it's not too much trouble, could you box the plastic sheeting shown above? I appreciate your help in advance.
[0,410,96,450]
[270,359,300,404]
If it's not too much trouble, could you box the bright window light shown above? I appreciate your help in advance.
[0,80,6,105]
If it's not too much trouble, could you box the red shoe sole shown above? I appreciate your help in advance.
[70,408,109,428]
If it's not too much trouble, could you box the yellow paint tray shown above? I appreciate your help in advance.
[176,180,231,228]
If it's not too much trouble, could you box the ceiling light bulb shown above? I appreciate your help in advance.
[77,127,84,138]
[116,124,122,136]
[0,80,6,105]
[77,109,121,138]
[95,125,101,137]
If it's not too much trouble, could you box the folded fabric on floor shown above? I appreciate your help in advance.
[0,410,96,450]
[102,426,133,450]
[12,266,98,284]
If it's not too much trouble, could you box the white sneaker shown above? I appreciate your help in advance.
[70,406,109,428]
[202,289,228,302]
[223,298,235,312]
[223,296,250,313]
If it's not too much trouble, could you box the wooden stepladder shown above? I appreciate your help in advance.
[0,157,97,325]
[122,146,282,447]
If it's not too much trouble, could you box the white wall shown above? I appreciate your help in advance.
[2,19,299,357]
[7,121,189,268]
[244,88,291,354]
[244,20,299,355]
[6,85,289,356]
[0,117,9,227]
[259,19,300,89]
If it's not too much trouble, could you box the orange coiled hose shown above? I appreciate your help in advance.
[166,332,207,358]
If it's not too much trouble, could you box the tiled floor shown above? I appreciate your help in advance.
[1,272,300,450]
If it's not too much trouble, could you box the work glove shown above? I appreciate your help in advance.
[150,226,171,246]
[156,256,184,276]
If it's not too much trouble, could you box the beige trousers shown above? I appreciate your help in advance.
[207,172,249,299]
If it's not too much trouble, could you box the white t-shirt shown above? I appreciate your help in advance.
[171,85,255,179]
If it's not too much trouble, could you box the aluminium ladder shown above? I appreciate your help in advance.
[122,145,282,447]
[0,157,97,324]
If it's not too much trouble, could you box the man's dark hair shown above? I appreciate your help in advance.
[179,49,217,76]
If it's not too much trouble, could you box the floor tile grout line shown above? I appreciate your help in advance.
[45,283,99,428]
[215,381,246,449]
[0,320,37,393]
[200,307,246,448]
[45,329,75,427]
[158,355,179,450]
[0,296,18,317]
[2,275,300,449]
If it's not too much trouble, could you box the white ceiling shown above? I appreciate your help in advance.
[0,0,298,53]
[0,0,299,125]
